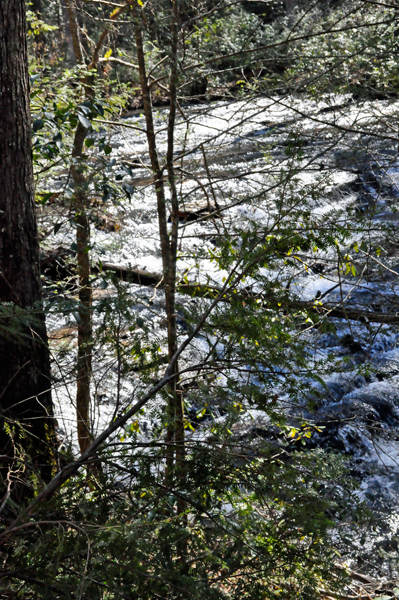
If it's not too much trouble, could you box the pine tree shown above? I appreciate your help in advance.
[0,0,55,482]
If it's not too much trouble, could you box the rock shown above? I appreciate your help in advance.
[374,349,399,378]
[341,333,365,355]
[341,377,399,425]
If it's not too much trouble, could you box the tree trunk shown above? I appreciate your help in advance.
[64,0,84,64]
[133,1,186,518]
[133,6,177,483]
[72,123,92,455]
[166,0,186,517]
[64,0,92,454]
[65,1,124,454]
[60,0,77,65]
[0,0,55,478]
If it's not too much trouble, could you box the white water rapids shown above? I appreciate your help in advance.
[40,93,399,577]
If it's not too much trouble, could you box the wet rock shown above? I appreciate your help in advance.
[341,333,365,355]
[325,372,371,402]
[374,349,399,378]
[311,262,325,274]
[316,332,339,348]
[92,212,120,232]
[322,398,381,424]
[40,246,76,284]
[341,377,399,425]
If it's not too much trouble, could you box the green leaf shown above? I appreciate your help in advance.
[122,182,135,198]
[79,105,91,115]
[77,113,91,129]
[32,118,44,132]
[37,192,54,205]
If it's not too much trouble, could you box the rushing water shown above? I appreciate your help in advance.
[43,94,399,579]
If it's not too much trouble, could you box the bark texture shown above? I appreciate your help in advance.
[60,0,77,65]
[72,123,92,455]
[64,0,84,64]
[133,1,186,517]
[133,5,178,482]
[65,1,124,454]
[0,0,54,473]
[65,0,92,454]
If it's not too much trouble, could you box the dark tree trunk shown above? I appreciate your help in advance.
[72,123,93,455]
[30,0,42,13]
[0,0,55,477]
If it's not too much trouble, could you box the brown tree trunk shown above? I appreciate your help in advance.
[60,0,78,65]
[166,0,186,516]
[0,0,55,478]
[72,123,92,455]
[65,2,124,454]
[133,6,177,482]
[64,0,84,64]
[133,1,186,506]
[64,0,92,454]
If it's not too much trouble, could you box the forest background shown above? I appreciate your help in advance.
[1,0,399,598]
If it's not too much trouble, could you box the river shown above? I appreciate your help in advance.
[43,93,399,583]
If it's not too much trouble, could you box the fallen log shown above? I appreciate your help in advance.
[321,305,399,324]
[96,263,162,286]
[40,251,399,325]
[98,264,399,324]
